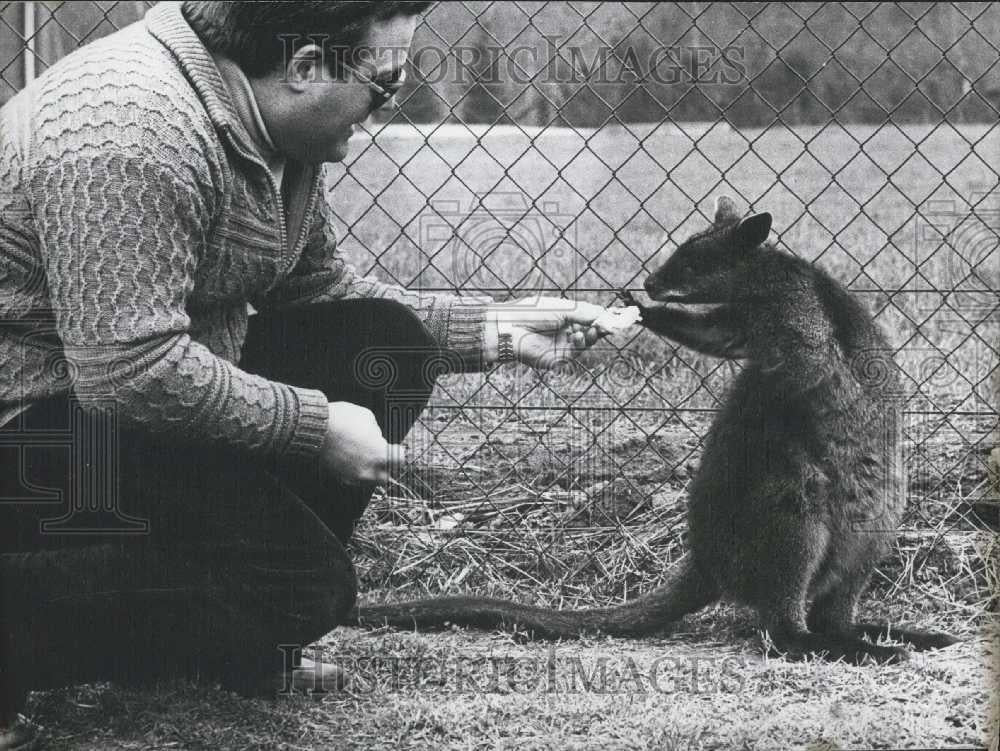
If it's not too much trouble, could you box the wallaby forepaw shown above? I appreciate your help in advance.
[617,288,638,307]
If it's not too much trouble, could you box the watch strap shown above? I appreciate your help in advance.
[497,331,515,364]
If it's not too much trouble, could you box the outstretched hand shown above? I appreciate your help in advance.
[489,297,610,370]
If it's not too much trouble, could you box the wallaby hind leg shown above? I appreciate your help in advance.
[808,574,959,651]
[808,571,958,651]
[804,571,909,664]
[765,596,908,665]
[807,567,871,637]
[755,524,907,665]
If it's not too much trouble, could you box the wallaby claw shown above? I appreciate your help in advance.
[617,288,638,307]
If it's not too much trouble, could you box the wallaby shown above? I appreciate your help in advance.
[352,196,959,664]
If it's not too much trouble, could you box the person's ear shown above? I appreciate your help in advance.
[734,213,772,248]
[283,43,326,91]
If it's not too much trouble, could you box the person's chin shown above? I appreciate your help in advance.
[320,126,355,163]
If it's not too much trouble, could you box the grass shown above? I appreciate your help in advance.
[23,122,1000,749]
[23,621,998,750]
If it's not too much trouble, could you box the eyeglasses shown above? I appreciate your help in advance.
[341,61,406,111]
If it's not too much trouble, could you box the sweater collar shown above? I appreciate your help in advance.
[211,54,284,169]
[144,2,268,164]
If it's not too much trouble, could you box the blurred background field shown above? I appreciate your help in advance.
[332,121,998,401]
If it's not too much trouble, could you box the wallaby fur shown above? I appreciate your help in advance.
[351,196,960,664]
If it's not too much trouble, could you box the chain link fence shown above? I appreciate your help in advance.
[2,2,997,613]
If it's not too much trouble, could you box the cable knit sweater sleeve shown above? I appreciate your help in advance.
[29,79,330,461]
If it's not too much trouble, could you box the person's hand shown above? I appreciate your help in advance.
[487,297,610,370]
[320,402,405,486]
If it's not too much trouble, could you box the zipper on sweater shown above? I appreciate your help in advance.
[221,124,321,276]
[221,124,288,257]
[288,167,321,260]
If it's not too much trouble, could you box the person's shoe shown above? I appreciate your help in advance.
[223,657,349,699]
[0,715,40,751]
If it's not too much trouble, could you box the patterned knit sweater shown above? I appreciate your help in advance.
[0,2,488,461]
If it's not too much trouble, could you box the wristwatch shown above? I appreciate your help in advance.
[497,331,515,364]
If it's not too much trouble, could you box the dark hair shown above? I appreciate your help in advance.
[181,1,434,77]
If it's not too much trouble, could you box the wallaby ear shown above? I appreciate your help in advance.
[713,195,741,226]
[734,212,772,248]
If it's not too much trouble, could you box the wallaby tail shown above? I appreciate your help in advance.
[349,555,717,639]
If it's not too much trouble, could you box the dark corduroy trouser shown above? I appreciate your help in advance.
[0,299,443,719]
